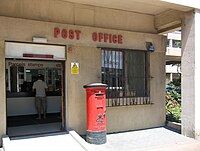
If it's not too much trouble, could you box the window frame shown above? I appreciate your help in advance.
[101,48,151,107]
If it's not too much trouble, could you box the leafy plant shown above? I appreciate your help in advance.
[166,82,181,122]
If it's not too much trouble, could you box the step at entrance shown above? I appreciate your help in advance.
[2,132,86,151]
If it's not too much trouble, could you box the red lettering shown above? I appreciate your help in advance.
[113,35,117,43]
[69,30,74,39]
[99,33,103,42]
[61,29,68,39]
[92,32,98,42]
[54,28,82,40]
[54,27,60,38]
[75,30,81,40]
[118,35,123,44]
[54,27,123,44]
[109,34,113,43]
[104,34,108,43]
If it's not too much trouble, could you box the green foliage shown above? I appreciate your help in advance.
[173,40,181,48]
[166,82,181,122]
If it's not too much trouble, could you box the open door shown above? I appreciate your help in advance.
[6,59,66,137]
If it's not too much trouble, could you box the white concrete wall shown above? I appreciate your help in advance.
[0,1,166,145]
[0,40,6,147]
[181,10,195,139]
[182,10,200,140]
[0,0,157,33]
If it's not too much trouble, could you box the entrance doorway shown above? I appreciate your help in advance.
[5,43,66,137]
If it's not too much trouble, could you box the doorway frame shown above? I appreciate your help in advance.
[5,42,67,136]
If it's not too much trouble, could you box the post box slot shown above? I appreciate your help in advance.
[96,94,103,96]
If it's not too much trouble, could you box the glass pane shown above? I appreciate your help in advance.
[172,40,181,48]
[6,69,9,91]
[126,51,146,97]
[10,66,18,92]
[54,69,62,91]
[18,67,24,92]
[102,49,123,99]
[102,49,150,107]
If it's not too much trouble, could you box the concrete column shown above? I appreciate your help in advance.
[181,9,200,139]
[169,39,173,48]
[0,40,6,146]
[170,73,173,82]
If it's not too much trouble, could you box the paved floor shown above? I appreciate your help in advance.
[83,127,200,151]
[3,126,200,151]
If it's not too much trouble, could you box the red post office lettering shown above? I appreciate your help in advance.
[54,27,123,44]
[54,27,81,40]
[92,32,123,44]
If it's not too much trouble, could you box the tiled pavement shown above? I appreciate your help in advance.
[3,126,200,151]
[80,127,200,151]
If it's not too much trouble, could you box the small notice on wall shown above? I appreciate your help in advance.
[71,62,79,74]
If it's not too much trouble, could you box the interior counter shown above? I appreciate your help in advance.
[7,96,62,116]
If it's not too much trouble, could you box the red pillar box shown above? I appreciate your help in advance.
[83,83,107,144]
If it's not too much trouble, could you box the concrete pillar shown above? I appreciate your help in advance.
[0,40,6,147]
[170,73,173,82]
[169,39,173,48]
[181,9,200,139]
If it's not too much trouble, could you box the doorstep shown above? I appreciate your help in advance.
[2,131,86,151]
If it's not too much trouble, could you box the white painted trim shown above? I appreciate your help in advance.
[5,42,65,60]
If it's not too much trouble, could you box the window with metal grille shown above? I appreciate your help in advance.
[102,48,150,107]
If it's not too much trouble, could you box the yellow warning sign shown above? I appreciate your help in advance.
[71,62,79,74]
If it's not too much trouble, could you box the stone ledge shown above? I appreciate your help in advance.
[166,121,181,131]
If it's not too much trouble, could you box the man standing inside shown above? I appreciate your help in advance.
[32,74,48,119]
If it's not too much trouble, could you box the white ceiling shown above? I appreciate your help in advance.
[60,0,193,15]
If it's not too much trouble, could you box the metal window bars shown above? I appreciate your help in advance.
[102,49,150,107]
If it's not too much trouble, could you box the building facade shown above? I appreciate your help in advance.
[0,0,200,146]
[166,31,181,84]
